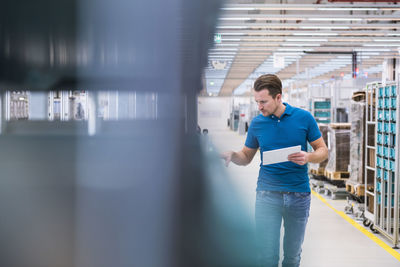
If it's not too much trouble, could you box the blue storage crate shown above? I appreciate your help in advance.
[377,168,382,179]
[390,148,396,159]
[378,87,384,97]
[390,123,396,134]
[314,101,331,109]
[391,110,396,121]
[390,160,396,171]
[385,86,390,96]
[378,99,383,108]
[377,122,383,132]
[377,133,383,144]
[391,98,396,108]
[383,146,388,157]
[383,158,388,169]
[384,98,390,107]
[377,146,382,156]
[385,110,390,121]
[316,119,331,123]
[391,85,397,97]
[384,170,389,180]
[314,111,330,117]
[378,110,383,121]
[384,134,389,145]
[391,195,394,207]
[384,123,389,133]
[377,157,382,167]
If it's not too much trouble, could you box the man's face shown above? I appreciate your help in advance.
[254,89,281,117]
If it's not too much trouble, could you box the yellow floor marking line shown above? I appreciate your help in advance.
[311,190,400,262]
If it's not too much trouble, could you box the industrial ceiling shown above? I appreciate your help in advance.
[203,0,400,96]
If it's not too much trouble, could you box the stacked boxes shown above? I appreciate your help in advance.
[325,123,351,173]
[309,124,329,174]
[319,124,329,169]
[349,100,365,184]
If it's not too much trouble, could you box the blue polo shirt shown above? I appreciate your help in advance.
[245,103,321,192]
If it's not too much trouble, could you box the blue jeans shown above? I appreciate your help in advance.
[255,190,311,267]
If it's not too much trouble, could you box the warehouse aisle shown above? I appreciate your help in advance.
[209,128,400,267]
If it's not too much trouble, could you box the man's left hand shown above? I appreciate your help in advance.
[288,151,309,165]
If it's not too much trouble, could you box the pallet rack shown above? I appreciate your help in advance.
[364,83,377,224]
[364,81,400,247]
[374,81,400,248]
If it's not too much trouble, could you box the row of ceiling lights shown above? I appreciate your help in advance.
[205,3,400,95]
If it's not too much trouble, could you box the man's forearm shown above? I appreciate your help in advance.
[308,147,328,164]
[231,151,251,166]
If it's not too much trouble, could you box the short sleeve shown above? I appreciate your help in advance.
[307,113,322,143]
[245,121,259,149]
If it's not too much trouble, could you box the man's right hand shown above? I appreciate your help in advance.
[220,151,234,167]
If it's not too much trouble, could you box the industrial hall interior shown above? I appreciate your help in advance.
[1,0,400,267]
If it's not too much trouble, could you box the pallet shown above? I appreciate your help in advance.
[345,181,365,197]
[352,91,366,102]
[323,183,348,200]
[310,167,325,176]
[329,123,351,129]
[324,169,350,180]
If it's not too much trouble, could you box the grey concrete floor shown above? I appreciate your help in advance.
[209,127,400,267]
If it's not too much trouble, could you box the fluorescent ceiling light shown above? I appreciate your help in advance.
[208,52,236,55]
[356,48,391,52]
[281,43,321,47]
[308,18,362,21]
[219,17,251,21]
[359,52,380,56]
[221,38,242,42]
[274,52,305,56]
[317,8,378,11]
[217,26,248,29]
[214,44,240,46]
[277,48,314,52]
[210,48,238,51]
[387,33,400,36]
[363,44,400,47]
[220,7,256,11]
[300,26,350,29]
[286,38,328,42]
[293,33,338,36]
[374,39,400,42]
[217,32,246,36]
[208,55,235,58]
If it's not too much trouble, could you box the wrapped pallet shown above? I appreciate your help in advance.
[349,101,365,184]
[309,124,329,175]
[318,124,329,169]
[325,123,351,173]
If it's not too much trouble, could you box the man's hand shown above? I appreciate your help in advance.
[220,151,234,167]
[287,151,309,165]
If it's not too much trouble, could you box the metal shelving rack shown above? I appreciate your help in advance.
[374,81,400,248]
[364,83,377,223]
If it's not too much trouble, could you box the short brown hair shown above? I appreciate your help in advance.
[253,74,282,98]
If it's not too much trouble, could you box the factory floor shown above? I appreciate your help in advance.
[208,127,400,267]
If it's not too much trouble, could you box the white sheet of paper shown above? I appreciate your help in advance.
[262,145,301,165]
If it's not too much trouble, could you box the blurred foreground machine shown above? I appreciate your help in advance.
[0,1,258,266]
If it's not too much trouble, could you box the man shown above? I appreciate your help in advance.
[221,74,328,267]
